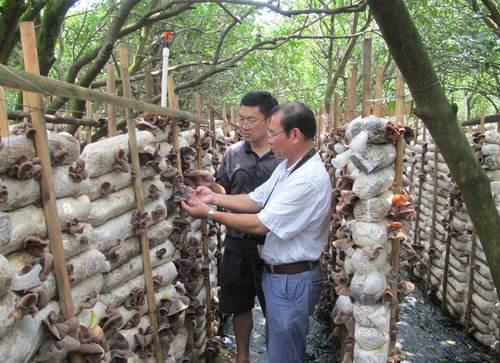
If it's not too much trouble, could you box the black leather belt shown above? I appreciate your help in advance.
[264,261,318,274]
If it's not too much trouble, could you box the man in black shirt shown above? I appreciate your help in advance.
[216,91,280,363]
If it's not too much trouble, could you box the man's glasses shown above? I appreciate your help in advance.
[267,130,285,138]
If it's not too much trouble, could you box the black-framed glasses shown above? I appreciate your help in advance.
[267,130,285,138]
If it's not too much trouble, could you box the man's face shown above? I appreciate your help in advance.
[268,111,288,159]
[238,105,268,143]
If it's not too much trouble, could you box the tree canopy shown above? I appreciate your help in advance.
[0,0,497,119]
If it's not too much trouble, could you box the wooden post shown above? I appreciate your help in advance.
[0,87,8,136]
[464,229,477,328]
[413,142,427,246]
[144,66,153,102]
[118,47,163,363]
[85,101,92,144]
[106,63,117,137]
[441,193,455,311]
[195,97,212,339]
[362,38,372,116]
[167,74,183,182]
[425,145,439,294]
[393,69,405,192]
[408,119,420,195]
[333,93,340,131]
[209,101,216,148]
[389,69,406,354]
[20,22,82,363]
[195,94,203,169]
[374,67,384,117]
[222,105,228,137]
[345,66,358,123]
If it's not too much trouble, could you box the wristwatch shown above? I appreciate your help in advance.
[207,209,215,220]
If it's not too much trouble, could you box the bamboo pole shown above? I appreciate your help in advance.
[167,75,183,182]
[345,66,358,123]
[374,67,384,117]
[333,93,340,131]
[393,69,406,191]
[362,38,372,117]
[0,63,206,125]
[144,66,153,102]
[8,110,101,127]
[106,63,117,137]
[195,94,203,169]
[20,22,81,363]
[209,101,216,148]
[408,119,420,195]
[85,101,93,145]
[195,97,213,339]
[118,47,163,363]
[389,68,406,354]
[464,228,477,329]
[0,87,8,136]
[425,145,439,294]
[412,143,427,246]
[441,193,455,311]
[222,105,228,137]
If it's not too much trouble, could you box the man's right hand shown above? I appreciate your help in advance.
[193,186,215,204]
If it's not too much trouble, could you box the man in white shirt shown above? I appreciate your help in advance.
[181,102,332,362]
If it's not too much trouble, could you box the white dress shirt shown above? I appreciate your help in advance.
[249,153,332,265]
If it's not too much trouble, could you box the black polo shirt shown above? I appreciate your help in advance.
[216,141,281,258]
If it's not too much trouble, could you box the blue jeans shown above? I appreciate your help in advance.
[262,265,321,363]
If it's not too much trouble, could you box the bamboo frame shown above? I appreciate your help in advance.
[362,38,372,117]
[389,68,405,354]
[20,20,76,320]
[441,193,455,311]
[464,229,477,328]
[105,63,117,137]
[195,96,213,339]
[425,145,439,293]
[167,74,183,183]
[118,47,163,363]
[0,87,8,136]
[344,66,358,123]
[373,67,384,117]
[144,66,153,102]
[0,63,207,125]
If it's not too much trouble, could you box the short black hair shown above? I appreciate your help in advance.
[240,91,279,118]
[270,102,316,140]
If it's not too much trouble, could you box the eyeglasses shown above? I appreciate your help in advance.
[239,117,263,126]
[267,130,285,138]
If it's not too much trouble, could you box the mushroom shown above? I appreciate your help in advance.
[100,181,117,197]
[124,287,145,311]
[13,292,39,320]
[113,148,130,173]
[24,236,49,257]
[109,332,131,363]
[133,326,158,359]
[69,159,88,183]
[0,180,8,203]
[131,209,149,236]
[50,144,68,166]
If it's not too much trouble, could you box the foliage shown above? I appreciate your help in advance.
[0,0,497,120]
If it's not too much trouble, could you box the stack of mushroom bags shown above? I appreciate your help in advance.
[0,114,224,362]
[330,115,406,363]
[406,124,499,350]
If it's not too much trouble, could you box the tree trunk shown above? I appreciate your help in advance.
[37,0,78,76]
[368,0,500,296]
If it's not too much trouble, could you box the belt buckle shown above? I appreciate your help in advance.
[268,264,275,273]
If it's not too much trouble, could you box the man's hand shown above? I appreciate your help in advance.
[193,186,216,204]
[181,198,210,219]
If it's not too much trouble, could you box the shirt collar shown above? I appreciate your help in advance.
[244,141,274,159]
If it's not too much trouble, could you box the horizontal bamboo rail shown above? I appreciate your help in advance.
[0,63,207,125]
